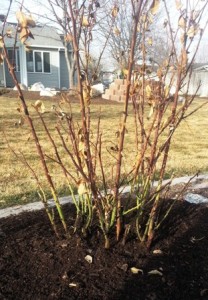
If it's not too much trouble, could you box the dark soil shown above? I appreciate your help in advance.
[1,199,208,300]
[2,90,119,105]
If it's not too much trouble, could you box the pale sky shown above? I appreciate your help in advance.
[1,0,208,63]
[1,0,59,24]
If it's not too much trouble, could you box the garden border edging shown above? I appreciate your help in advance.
[1,174,208,219]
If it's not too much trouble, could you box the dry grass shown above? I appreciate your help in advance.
[1,95,208,208]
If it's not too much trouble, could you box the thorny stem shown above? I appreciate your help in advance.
[56,126,88,181]
[114,1,145,241]
[98,134,107,195]
[37,110,77,183]
[2,45,67,234]
[68,0,95,186]
[3,133,59,237]
[3,0,208,249]
[68,0,107,241]
[93,111,101,174]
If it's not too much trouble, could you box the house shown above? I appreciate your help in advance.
[160,62,208,98]
[190,63,208,97]
[0,23,72,89]
[180,63,208,97]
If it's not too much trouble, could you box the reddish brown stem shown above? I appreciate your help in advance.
[2,45,67,233]
[114,1,145,241]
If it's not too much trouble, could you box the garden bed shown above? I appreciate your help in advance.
[2,89,118,105]
[1,199,208,300]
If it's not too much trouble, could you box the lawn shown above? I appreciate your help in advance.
[0,94,208,208]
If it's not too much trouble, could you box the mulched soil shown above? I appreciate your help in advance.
[1,199,208,300]
[2,90,120,105]
[1,89,208,299]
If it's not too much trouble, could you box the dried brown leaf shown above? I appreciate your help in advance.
[178,16,186,29]
[83,85,91,106]
[150,0,160,15]
[175,0,182,10]
[34,100,45,113]
[26,15,36,27]
[82,16,89,27]
[0,36,4,48]
[147,104,154,119]
[79,140,86,155]
[137,24,141,32]
[180,32,185,44]
[111,6,119,18]
[145,85,152,98]
[65,33,73,42]
[147,37,153,46]
[16,11,35,28]
[19,28,29,44]
[157,68,163,78]
[27,29,34,39]
[16,11,27,27]
[181,49,187,71]
[164,85,170,98]
[163,59,169,67]
[148,14,153,24]
[0,53,3,64]
[122,68,128,76]
[78,180,88,195]
[24,44,31,52]
[169,65,175,71]
[192,10,200,21]
[34,100,43,108]
[20,27,34,44]
[187,25,199,38]
[114,27,120,36]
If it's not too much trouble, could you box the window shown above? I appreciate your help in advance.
[8,49,20,72]
[26,51,34,72]
[35,52,42,72]
[43,52,50,73]
[26,51,51,73]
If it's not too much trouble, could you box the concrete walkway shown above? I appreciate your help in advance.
[0,196,73,219]
[1,174,208,220]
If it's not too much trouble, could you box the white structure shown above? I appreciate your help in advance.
[166,63,208,98]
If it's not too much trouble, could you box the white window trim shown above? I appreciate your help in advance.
[27,50,51,74]
[16,50,20,72]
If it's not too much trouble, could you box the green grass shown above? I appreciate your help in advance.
[1,95,208,208]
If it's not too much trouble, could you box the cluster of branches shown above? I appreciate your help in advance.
[1,0,208,249]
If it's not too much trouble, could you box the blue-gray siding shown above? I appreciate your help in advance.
[4,47,72,89]
[5,64,21,87]
[27,47,59,88]
[0,65,4,86]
